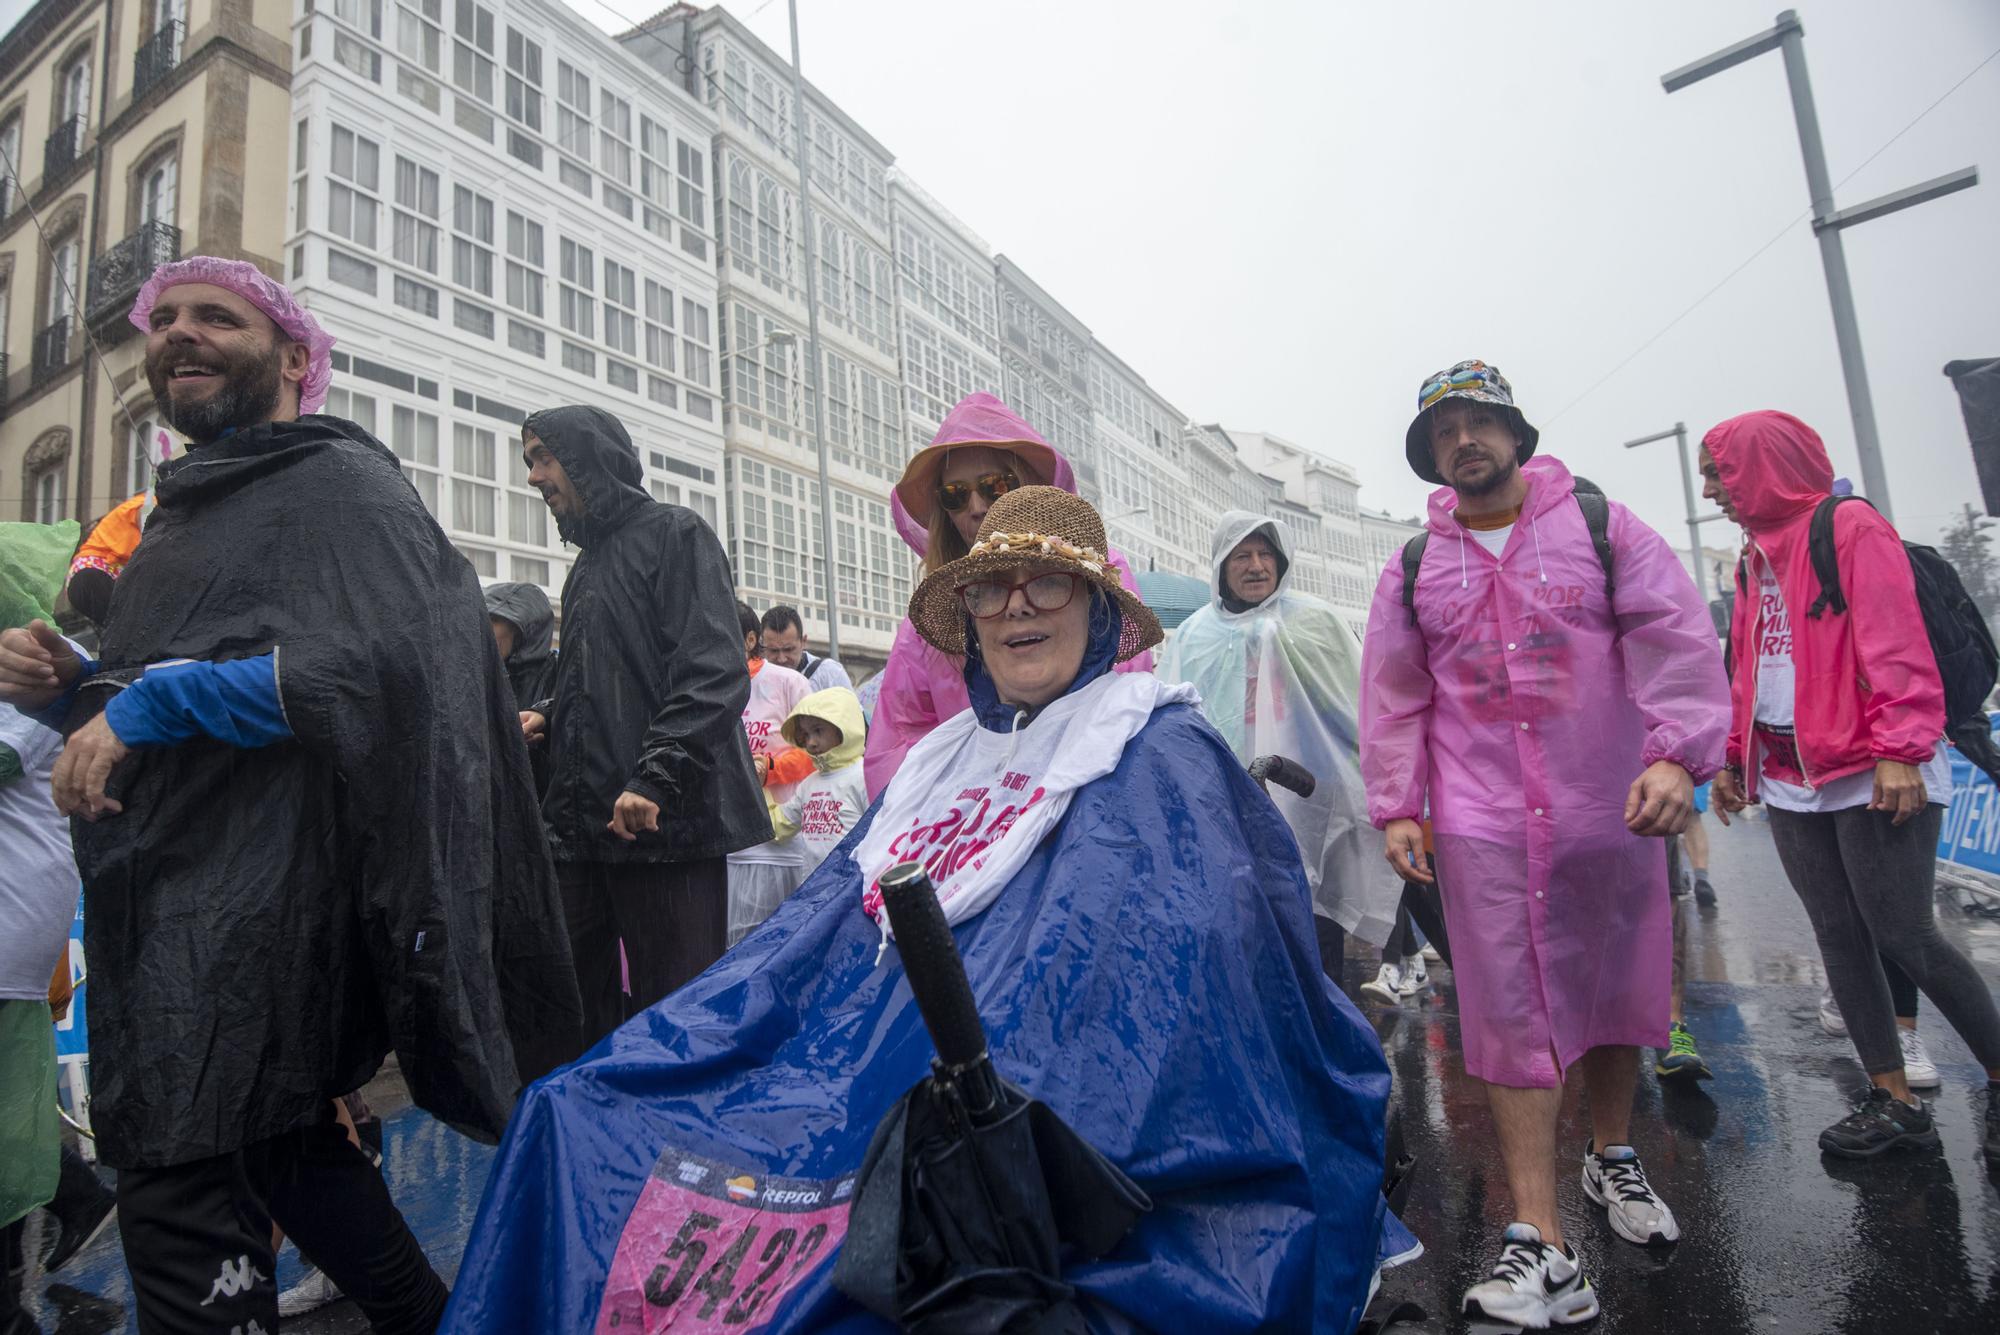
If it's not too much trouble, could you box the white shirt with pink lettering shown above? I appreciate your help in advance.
[855,671,1200,958]
[730,659,814,867]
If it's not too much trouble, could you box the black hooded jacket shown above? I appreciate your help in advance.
[68,415,581,1169]
[484,580,556,709]
[526,405,768,864]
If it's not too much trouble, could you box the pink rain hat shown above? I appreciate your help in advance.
[892,393,1062,529]
[128,256,338,414]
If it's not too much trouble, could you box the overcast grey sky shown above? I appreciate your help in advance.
[582,0,1998,556]
[8,0,1990,555]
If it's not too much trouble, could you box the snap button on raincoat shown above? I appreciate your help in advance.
[1159,511,1402,946]
[1359,456,1729,1087]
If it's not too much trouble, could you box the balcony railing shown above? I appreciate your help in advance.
[88,219,181,323]
[133,22,185,102]
[43,114,85,183]
[32,316,74,387]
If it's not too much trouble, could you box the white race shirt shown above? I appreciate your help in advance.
[1750,560,1950,813]
[1,706,78,998]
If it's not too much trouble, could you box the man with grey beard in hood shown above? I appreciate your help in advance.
[518,406,769,1053]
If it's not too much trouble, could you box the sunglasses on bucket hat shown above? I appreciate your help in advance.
[937,470,1021,513]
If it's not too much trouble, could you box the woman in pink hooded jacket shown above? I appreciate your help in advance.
[864,394,1153,798]
[1702,410,2000,1165]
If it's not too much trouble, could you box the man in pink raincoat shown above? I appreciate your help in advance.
[863,393,1152,798]
[1360,361,1729,1330]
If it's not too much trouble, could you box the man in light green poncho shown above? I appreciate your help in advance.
[1,519,82,1327]
[1158,512,1408,991]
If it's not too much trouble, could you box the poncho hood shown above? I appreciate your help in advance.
[782,686,866,773]
[522,405,651,547]
[483,581,555,705]
[1702,409,1834,537]
[891,405,1079,558]
[1209,510,1295,614]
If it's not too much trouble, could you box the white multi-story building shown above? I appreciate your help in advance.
[1087,346,1201,579]
[287,0,727,599]
[1216,428,1380,629]
[994,253,1093,485]
[888,169,1000,452]
[623,4,907,670]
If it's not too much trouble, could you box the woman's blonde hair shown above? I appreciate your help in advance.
[918,448,1049,575]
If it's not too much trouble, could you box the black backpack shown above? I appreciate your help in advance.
[1801,495,2000,785]
[1401,477,1614,626]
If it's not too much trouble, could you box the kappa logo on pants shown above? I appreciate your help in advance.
[198,1254,268,1305]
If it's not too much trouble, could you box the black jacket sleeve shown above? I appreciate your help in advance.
[622,510,757,810]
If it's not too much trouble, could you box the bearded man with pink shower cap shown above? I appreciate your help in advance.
[0,258,580,1334]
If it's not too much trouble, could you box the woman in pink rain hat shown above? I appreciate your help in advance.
[863,393,1154,797]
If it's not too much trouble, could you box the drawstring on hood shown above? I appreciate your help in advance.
[521,405,653,547]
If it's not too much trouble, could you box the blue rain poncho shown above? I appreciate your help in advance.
[1158,511,1403,946]
[442,608,1413,1334]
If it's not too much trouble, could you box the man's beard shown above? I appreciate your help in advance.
[1450,451,1520,498]
[146,343,286,446]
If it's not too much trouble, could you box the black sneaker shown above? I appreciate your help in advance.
[41,1144,117,1273]
[1693,875,1717,907]
[1818,1087,1939,1159]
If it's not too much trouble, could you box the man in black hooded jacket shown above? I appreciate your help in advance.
[0,259,581,1333]
[519,406,767,1051]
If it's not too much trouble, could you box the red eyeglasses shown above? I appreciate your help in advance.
[956,571,1083,619]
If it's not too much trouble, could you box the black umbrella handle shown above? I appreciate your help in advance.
[1249,753,1316,798]
[880,862,990,1072]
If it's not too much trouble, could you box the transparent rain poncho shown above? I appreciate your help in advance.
[1159,511,1402,946]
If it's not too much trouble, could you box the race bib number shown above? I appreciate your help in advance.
[595,1148,855,1334]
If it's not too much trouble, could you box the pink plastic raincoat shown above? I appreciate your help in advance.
[863,396,1153,798]
[1360,456,1729,1087]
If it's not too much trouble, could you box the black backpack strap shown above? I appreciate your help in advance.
[1807,495,1861,619]
[1400,532,1429,628]
[801,653,824,683]
[1573,489,1615,599]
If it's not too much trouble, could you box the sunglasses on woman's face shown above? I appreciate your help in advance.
[936,470,1020,513]
[956,571,1082,619]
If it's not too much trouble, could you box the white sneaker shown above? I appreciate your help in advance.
[1359,962,1406,1005]
[1899,1026,1942,1089]
[1420,944,1443,964]
[278,1266,345,1317]
[1819,987,1848,1037]
[1582,1143,1680,1246]
[1396,954,1430,998]
[1461,1223,1599,1328]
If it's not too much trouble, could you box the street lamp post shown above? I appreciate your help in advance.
[1662,9,1980,523]
[1623,422,1718,600]
[785,0,840,659]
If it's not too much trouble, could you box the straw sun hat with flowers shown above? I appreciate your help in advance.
[909,487,1163,664]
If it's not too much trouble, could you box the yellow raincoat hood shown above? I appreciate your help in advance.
[782,687,866,773]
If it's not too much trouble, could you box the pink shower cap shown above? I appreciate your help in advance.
[128,256,338,414]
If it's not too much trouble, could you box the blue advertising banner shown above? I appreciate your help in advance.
[1938,745,2000,877]
[53,889,86,1061]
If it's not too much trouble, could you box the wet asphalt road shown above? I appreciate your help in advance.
[17,813,2000,1333]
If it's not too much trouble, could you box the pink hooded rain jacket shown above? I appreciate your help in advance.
[1360,456,1729,1087]
[1707,410,1944,797]
[863,396,1153,798]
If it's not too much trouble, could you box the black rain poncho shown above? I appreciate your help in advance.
[483,580,556,709]
[526,406,768,864]
[68,415,581,1169]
